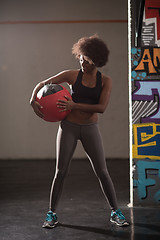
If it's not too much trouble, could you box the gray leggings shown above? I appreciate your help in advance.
[49,120,118,211]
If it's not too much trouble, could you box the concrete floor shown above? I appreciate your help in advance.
[0,159,159,240]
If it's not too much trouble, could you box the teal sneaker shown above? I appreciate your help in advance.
[42,211,58,228]
[110,209,129,227]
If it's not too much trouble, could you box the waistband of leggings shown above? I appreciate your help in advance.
[61,119,98,127]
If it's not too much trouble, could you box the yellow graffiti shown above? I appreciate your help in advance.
[133,123,160,160]
[135,49,157,73]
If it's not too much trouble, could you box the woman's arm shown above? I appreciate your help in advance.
[57,76,112,113]
[30,70,75,118]
[30,70,74,105]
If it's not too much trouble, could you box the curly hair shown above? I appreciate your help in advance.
[72,35,109,68]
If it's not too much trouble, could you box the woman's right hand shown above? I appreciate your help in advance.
[31,101,44,119]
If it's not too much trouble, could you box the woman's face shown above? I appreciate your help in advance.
[79,55,95,73]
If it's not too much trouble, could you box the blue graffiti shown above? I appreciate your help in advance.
[154,190,160,203]
[134,160,160,200]
[131,48,138,54]
[136,125,160,157]
[132,80,160,123]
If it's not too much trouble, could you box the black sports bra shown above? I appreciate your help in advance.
[71,69,102,104]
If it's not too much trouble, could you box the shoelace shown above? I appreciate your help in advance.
[46,213,54,222]
[46,213,53,222]
[46,212,57,222]
[115,209,126,220]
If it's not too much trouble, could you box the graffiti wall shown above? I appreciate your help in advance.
[131,0,160,206]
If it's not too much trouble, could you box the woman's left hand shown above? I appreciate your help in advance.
[57,96,75,112]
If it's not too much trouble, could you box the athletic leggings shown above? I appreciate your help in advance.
[49,120,118,211]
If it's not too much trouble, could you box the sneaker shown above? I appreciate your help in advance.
[110,209,129,227]
[42,211,58,228]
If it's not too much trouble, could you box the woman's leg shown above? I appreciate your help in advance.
[81,123,118,210]
[49,120,78,211]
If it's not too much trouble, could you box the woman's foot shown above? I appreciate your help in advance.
[42,211,58,228]
[110,209,129,227]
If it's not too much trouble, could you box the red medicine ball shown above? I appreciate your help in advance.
[36,84,71,122]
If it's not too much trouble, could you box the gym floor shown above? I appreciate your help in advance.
[0,159,159,240]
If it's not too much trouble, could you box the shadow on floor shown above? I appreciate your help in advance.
[0,159,160,240]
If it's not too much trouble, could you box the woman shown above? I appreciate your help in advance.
[30,35,129,228]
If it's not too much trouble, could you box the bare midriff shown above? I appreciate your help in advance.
[66,109,98,124]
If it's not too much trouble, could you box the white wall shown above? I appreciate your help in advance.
[0,0,129,159]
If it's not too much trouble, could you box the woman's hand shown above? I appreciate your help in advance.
[57,96,75,112]
[31,101,45,118]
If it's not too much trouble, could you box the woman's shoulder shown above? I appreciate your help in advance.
[101,73,112,87]
[60,69,79,77]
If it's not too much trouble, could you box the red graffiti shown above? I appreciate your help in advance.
[145,0,160,40]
